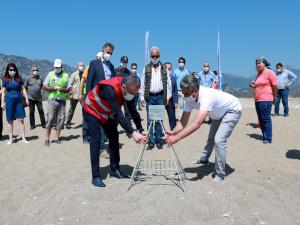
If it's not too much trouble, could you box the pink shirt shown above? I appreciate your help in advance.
[254,69,278,102]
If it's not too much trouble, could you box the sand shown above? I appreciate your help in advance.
[0,98,299,225]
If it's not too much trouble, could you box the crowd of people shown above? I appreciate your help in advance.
[0,42,298,187]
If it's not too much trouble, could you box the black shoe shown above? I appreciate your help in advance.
[44,139,50,146]
[147,144,155,150]
[66,124,71,129]
[156,143,164,149]
[92,177,106,187]
[42,124,46,128]
[52,139,62,144]
[30,126,36,130]
[110,170,128,179]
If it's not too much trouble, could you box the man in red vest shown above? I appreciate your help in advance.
[83,75,146,187]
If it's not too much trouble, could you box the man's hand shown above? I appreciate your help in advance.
[165,99,169,105]
[174,103,178,109]
[132,131,147,144]
[1,102,5,110]
[141,100,145,108]
[285,82,290,88]
[165,134,179,147]
[25,98,29,106]
[78,93,83,102]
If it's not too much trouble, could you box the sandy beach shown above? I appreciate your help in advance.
[0,98,299,225]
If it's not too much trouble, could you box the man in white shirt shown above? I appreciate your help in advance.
[165,75,242,181]
[140,46,172,150]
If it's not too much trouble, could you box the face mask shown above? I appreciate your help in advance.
[78,66,84,72]
[121,63,127,68]
[203,67,209,73]
[103,52,111,61]
[131,69,137,73]
[179,63,184,69]
[33,71,39,76]
[9,71,16,77]
[277,69,282,73]
[55,68,62,74]
[184,96,195,104]
[123,91,135,101]
[151,57,159,65]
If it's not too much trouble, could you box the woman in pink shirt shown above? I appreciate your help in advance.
[250,57,278,144]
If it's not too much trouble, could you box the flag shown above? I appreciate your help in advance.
[145,31,150,64]
[217,30,223,90]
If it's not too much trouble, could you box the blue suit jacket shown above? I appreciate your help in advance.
[86,59,115,93]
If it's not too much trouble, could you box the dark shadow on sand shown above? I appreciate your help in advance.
[286,149,300,160]
[184,163,235,181]
[247,123,259,129]
[99,164,134,180]
[59,135,80,141]
[247,133,263,141]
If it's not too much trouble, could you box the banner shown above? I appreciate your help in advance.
[217,30,223,90]
[145,31,150,64]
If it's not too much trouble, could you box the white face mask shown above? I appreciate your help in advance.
[123,92,135,101]
[9,70,16,77]
[78,66,84,72]
[277,69,282,73]
[32,71,39,76]
[55,68,62,74]
[179,63,184,69]
[121,63,127,68]
[131,69,137,73]
[151,57,159,65]
[203,67,209,73]
[103,52,111,61]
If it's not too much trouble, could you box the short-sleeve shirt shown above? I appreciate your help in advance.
[254,69,278,102]
[43,71,71,88]
[198,71,218,88]
[183,86,242,120]
[25,76,43,101]
[173,68,190,91]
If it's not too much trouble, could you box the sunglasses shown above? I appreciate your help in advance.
[151,55,159,59]
[9,69,16,72]
[33,70,39,72]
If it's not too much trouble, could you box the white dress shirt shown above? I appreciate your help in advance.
[140,64,171,101]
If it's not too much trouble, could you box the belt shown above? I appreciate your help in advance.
[149,91,163,96]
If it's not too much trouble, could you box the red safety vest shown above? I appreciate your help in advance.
[83,77,124,123]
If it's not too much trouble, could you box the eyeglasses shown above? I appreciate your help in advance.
[151,55,159,59]
[9,69,16,72]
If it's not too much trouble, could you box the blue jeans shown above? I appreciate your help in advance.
[255,101,272,142]
[146,94,164,145]
[165,97,177,130]
[275,88,289,116]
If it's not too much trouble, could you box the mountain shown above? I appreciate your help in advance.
[0,53,299,97]
[0,53,75,79]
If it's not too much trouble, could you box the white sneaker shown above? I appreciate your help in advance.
[7,140,13,145]
[213,175,224,182]
[22,139,29,144]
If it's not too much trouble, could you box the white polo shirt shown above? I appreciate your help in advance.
[183,86,242,120]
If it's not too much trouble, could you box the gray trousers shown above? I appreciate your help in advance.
[201,110,241,178]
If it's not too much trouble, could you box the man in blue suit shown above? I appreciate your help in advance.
[86,42,115,93]
[164,62,178,130]
[85,42,115,166]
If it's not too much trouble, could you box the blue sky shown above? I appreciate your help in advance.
[0,0,299,77]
